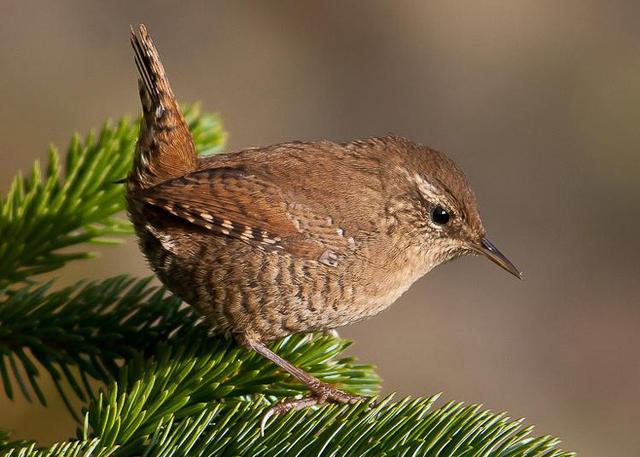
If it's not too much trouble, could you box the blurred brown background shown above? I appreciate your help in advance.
[1,1,639,456]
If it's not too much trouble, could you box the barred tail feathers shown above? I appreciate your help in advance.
[128,24,197,189]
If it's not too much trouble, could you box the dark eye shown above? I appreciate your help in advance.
[430,205,451,225]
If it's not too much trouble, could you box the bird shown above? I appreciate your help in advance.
[125,24,521,429]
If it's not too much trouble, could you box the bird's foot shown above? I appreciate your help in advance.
[260,381,366,435]
[322,328,340,338]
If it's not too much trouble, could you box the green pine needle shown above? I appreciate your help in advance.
[0,105,225,288]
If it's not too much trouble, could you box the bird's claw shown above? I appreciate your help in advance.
[260,396,319,436]
[260,382,367,435]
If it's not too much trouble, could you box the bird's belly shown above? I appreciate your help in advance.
[141,228,367,340]
[140,224,428,342]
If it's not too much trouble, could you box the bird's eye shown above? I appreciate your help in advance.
[430,205,451,225]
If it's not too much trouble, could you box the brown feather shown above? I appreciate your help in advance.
[128,24,197,189]
[130,166,337,262]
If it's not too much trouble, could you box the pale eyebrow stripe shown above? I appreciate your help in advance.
[412,173,442,201]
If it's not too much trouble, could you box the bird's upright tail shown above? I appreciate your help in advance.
[127,24,197,190]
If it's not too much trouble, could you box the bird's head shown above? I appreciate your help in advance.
[386,136,522,279]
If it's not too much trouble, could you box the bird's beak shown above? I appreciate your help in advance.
[471,238,522,279]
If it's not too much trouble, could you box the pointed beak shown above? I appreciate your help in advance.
[472,238,522,279]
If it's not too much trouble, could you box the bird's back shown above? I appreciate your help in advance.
[134,138,426,340]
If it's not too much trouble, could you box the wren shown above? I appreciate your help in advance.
[126,25,521,426]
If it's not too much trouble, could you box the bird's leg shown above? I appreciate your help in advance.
[247,338,364,402]
[322,328,340,338]
[244,338,366,434]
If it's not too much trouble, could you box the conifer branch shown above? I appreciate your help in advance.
[0,276,190,412]
[85,333,378,448]
[0,107,572,457]
[4,396,574,457]
[0,277,378,420]
[0,105,224,288]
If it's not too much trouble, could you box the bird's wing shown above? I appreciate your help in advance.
[130,166,354,266]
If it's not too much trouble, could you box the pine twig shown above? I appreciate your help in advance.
[0,105,224,288]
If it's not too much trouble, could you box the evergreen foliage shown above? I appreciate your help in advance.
[0,108,573,456]
[0,105,223,288]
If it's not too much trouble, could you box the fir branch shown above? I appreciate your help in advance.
[0,276,378,420]
[4,397,573,457]
[1,439,115,457]
[0,276,190,415]
[75,340,568,457]
[0,105,224,288]
[134,397,574,457]
[84,332,378,451]
[1,341,570,457]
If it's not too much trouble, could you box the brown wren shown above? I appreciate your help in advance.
[126,25,521,425]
